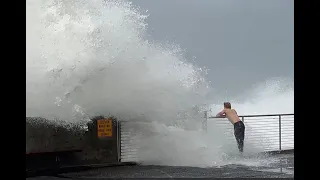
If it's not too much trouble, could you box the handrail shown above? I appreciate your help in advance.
[203,112,294,152]
[118,112,294,163]
[207,113,294,119]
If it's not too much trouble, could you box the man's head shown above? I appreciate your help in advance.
[224,102,231,109]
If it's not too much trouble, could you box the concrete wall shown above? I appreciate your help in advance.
[26,116,119,166]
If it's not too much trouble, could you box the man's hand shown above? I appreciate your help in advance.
[216,110,226,118]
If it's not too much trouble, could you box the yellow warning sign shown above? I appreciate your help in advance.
[97,118,113,138]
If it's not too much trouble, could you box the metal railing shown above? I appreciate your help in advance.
[117,113,294,162]
[117,120,144,162]
[204,113,294,152]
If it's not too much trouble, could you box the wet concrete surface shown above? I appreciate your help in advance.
[27,153,294,179]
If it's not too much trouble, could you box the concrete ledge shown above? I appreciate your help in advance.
[26,162,137,178]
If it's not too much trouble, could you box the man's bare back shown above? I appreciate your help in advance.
[216,108,240,124]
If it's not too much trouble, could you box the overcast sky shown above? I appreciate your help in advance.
[131,0,294,99]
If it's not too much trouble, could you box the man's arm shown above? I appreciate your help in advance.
[216,110,226,118]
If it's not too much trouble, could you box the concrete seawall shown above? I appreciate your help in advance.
[26,117,119,169]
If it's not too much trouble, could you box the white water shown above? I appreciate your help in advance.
[123,80,293,167]
[208,78,294,152]
[26,0,293,168]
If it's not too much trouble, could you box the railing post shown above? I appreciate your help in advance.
[241,116,244,122]
[203,111,208,132]
[117,120,121,162]
[279,115,282,151]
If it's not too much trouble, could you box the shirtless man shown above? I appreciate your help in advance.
[216,102,245,153]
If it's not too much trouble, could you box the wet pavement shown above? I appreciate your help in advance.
[27,153,294,179]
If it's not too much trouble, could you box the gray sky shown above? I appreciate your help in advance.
[131,0,294,99]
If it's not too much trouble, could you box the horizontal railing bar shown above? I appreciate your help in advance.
[281,136,295,138]
[245,127,280,129]
[244,119,293,122]
[121,152,138,154]
[208,119,293,124]
[245,143,279,146]
[279,142,294,143]
[120,136,136,138]
[278,136,294,138]
[121,147,138,150]
[280,146,294,148]
[121,153,138,155]
[246,136,281,138]
[246,137,292,139]
[247,133,291,136]
[248,134,293,136]
[214,120,282,123]
[245,132,286,134]
[120,141,136,143]
[245,132,281,135]
[246,128,281,130]
[246,130,281,132]
[242,117,294,119]
[121,158,138,160]
[208,124,292,128]
[246,138,292,141]
[244,119,278,121]
[212,118,294,121]
[246,138,280,140]
[120,146,138,148]
[247,140,292,142]
[208,113,293,118]
[121,148,138,150]
[281,144,295,146]
[246,134,282,137]
[242,118,292,120]
[121,155,138,157]
[246,140,279,142]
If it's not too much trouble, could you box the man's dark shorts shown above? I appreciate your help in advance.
[234,121,245,152]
